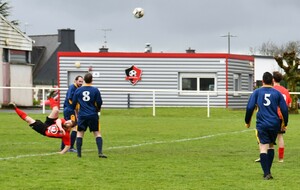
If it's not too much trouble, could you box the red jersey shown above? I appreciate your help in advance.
[273,85,292,119]
[45,118,71,146]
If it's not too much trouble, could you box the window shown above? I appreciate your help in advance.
[2,49,31,63]
[248,74,253,91]
[2,49,9,62]
[182,78,197,90]
[233,73,241,96]
[180,73,216,94]
[200,78,215,91]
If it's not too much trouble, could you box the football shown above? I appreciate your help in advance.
[129,70,137,77]
[133,7,144,19]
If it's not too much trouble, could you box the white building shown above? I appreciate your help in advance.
[58,52,254,109]
[0,14,34,106]
[254,55,283,82]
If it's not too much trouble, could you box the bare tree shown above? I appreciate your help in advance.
[0,1,19,25]
[257,41,300,113]
[0,1,10,17]
[258,40,300,57]
[274,51,300,113]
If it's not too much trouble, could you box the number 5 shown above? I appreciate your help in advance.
[264,94,271,106]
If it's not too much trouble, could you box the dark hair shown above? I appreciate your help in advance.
[84,73,93,83]
[263,72,273,85]
[273,71,282,83]
[63,120,76,130]
[75,75,83,81]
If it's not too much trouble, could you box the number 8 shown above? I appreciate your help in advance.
[82,91,90,101]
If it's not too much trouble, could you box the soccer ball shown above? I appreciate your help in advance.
[133,7,144,19]
[129,70,137,77]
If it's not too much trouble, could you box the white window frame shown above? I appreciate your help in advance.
[233,73,241,96]
[179,73,217,95]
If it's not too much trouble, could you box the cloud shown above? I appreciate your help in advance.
[8,0,300,54]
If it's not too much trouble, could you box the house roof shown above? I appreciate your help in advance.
[0,14,34,50]
[30,29,80,85]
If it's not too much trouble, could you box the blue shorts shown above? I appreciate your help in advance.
[77,115,100,132]
[256,128,278,145]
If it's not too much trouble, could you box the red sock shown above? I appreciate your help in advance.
[15,107,27,120]
[278,147,284,159]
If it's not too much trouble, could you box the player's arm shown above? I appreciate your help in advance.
[59,145,70,154]
[70,92,78,110]
[55,119,66,135]
[244,94,257,128]
[95,91,103,112]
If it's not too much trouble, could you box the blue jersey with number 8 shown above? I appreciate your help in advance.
[71,84,103,118]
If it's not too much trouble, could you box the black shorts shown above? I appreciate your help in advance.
[278,119,286,134]
[29,117,57,136]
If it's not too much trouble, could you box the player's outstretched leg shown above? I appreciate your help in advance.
[10,102,27,120]
[10,102,35,125]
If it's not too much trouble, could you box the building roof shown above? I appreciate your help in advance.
[0,13,33,50]
[30,29,81,85]
[58,52,254,61]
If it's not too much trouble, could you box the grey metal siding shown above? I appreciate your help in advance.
[227,59,253,108]
[59,56,253,109]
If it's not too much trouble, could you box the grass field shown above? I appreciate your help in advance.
[0,107,300,190]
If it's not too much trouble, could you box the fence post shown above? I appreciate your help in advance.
[42,88,45,114]
[207,91,210,118]
[127,93,130,108]
[152,91,156,116]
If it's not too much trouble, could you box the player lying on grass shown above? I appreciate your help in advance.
[10,97,75,154]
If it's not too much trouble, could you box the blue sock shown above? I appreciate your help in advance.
[76,137,83,157]
[60,141,65,150]
[70,131,77,149]
[267,149,274,174]
[260,153,269,176]
[96,137,103,154]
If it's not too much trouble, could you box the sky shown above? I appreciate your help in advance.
[7,0,300,54]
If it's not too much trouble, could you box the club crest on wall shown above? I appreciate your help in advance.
[125,65,142,85]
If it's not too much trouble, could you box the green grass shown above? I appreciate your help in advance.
[0,107,300,189]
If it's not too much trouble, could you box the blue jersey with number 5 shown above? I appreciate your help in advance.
[245,86,288,130]
[71,84,102,117]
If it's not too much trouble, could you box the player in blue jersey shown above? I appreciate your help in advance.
[71,73,107,158]
[61,75,84,152]
[245,72,288,180]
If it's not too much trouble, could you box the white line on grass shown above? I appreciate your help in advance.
[0,129,253,161]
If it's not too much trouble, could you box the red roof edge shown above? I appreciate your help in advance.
[58,52,254,61]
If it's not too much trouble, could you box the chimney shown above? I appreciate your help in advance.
[186,47,195,53]
[144,43,152,53]
[58,28,75,43]
[99,46,109,52]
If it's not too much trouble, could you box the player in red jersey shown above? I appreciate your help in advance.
[272,71,292,162]
[10,97,75,154]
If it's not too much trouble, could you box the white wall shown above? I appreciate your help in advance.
[10,64,33,106]
[254,56,283,81]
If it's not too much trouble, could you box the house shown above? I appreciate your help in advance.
[30,28,81,100]
[0,14,34,106]
[57,52,254,109]
[253,55,282,86]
